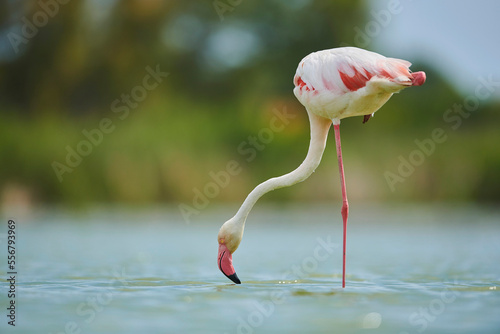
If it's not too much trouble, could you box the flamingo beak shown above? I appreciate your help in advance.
[218,243,241,284]
[411,71,426,86]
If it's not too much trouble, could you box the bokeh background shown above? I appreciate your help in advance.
[1,0,499,218]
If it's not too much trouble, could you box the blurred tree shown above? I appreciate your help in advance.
[0,0,498,206]
[0,0,365,114]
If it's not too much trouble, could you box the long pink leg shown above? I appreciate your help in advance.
[334,124,349,288]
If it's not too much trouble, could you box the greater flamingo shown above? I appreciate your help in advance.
[217,47,426,287]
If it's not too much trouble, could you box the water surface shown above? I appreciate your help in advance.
[0,204,499,333]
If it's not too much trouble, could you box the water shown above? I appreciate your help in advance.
[1,204,499,333]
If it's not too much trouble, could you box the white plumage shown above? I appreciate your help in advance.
[293,47,425,122]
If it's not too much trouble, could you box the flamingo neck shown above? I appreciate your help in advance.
[232,112,332,228]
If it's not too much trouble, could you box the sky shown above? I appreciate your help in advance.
[367,0,500,99]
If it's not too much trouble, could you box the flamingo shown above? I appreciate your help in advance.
[217,47,426,287]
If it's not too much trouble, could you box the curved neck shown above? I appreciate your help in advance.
[233,112,332,225]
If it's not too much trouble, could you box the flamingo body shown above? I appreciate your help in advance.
[293,47,425,122]
[217,47,426,286]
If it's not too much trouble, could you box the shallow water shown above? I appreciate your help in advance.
[1,204,499,333]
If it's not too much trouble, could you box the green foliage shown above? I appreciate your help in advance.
[0,0,499,206]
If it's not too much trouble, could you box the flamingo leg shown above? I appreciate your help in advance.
[333,124,349,288]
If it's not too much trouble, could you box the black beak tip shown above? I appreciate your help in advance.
[227,273,241,284]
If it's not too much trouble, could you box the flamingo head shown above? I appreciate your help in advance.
[217,221,242,284]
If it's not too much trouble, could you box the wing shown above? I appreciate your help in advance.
[294,47,414,95]
[293,47,421,121]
